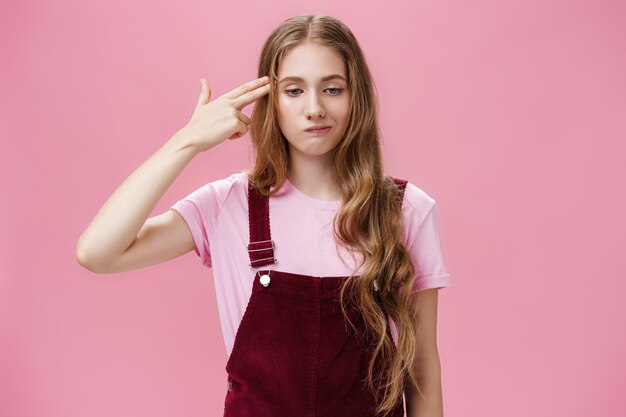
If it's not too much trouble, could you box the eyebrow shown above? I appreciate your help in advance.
[278,74,347,84]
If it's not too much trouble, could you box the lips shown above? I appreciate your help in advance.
[305,125,331,133]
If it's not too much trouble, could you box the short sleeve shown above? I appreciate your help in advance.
[405,198,452,293]
[169,173,240,267]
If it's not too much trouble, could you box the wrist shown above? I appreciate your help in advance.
[169,129,201,155]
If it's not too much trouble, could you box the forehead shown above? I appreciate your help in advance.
[277,42,347,84]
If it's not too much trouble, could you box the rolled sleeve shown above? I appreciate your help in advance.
[407,201,452,293]
[170,199,212,267]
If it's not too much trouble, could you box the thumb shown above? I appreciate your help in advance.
[196,79,211,109]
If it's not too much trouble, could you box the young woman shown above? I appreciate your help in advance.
[77,14,452,417]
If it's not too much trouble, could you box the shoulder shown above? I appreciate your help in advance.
[403,181,436,222]
[175,170,248,208]
[389,176,437,227]
[203,170,248,195]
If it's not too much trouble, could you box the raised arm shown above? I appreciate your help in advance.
[76,76,272,273]
[75,134,199,274]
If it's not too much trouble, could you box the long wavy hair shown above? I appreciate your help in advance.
[245,14,424,417]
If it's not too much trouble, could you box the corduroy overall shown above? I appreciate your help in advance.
[223,177,408,417]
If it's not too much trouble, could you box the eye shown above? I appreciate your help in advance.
[284,88,345,97]
[326,88,344,95]
[284,88,302,97]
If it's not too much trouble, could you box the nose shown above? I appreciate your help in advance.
[305,91,325,119]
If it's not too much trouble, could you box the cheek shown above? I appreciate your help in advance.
[276,103,300,137]
[329,94,350,112]
[329,96,350,118]
[277,97,298,120]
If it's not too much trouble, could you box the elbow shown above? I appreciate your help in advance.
[75,245,98,272]
[75,244,110,274]
[76,233,94,270]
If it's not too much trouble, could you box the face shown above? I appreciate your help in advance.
[274,41,350,160]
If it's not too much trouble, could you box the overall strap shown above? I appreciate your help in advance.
[247,180,277,268]
[389,175,408,206]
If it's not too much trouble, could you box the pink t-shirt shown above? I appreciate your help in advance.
[170,171,452,356]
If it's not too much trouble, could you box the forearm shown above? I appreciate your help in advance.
[404,351,444,417]
[76,131,199,268]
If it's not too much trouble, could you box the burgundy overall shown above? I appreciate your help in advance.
[223,177,408,417]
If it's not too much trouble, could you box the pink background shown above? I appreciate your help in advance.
[2,1,625,416]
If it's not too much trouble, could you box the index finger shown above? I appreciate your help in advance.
[224,76,270,100]
[228,77,272,109]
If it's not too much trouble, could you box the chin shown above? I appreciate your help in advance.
[289,141,339,157]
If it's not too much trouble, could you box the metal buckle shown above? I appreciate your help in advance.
[247,239,275,252]
[248,239,277,267]
[249,257,278,267]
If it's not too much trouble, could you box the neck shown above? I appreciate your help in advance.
[287,149,342,201]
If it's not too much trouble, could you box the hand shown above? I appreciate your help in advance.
[176,76,272,153]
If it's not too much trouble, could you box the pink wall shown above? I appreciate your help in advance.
[2,1,625,416]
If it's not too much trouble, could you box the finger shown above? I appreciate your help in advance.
[231,120,249,140]
[196,79,211,110]
[231,81,271,111]
[235,109,252,126]
[224,76,270,101]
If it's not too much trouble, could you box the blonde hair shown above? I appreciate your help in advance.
[245,14,424,417]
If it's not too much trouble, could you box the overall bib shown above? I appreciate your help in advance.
[223,176,408,417]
